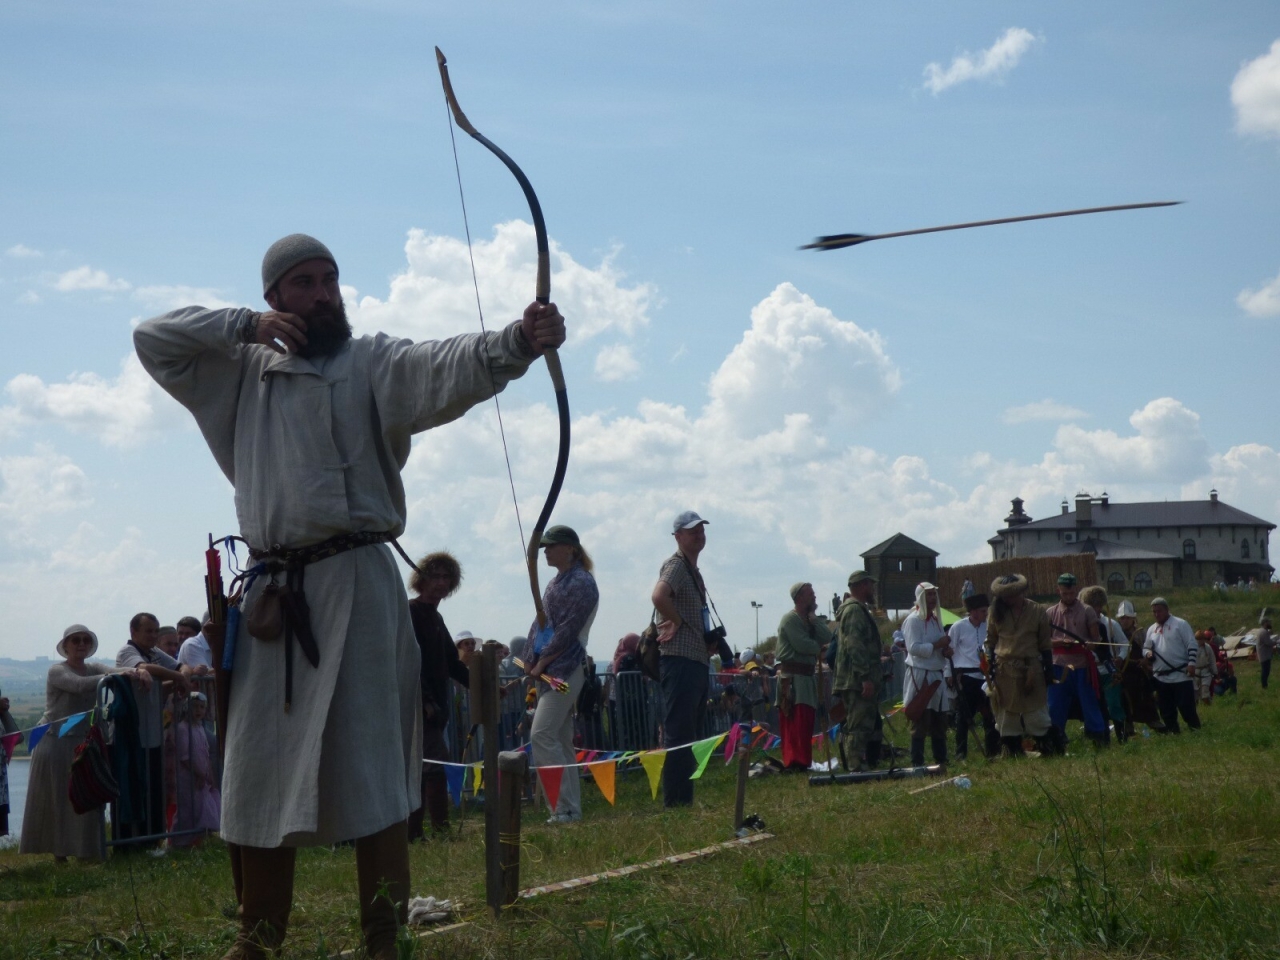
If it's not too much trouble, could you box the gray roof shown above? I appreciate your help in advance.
[1018,537,1178,561]
[1001,497,1274,534]
[862,532,939,559]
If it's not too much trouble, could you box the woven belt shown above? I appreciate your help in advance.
[249,530,396,572]
[780,660,815,676]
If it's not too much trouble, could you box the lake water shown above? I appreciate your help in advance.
[4,757,28,843]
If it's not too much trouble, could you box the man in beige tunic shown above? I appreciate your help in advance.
[983,574,1058,757]
[134,234,565,959]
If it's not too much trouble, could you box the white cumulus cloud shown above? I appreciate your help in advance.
[1237,267,1280,318]
[594,344,640,382]
[1232,38,1280,140]
[1003,399,1089,425]
[0,446,91,526]
[348,222,654,345]
[53,265,131,293]
[1051,397,1209,484]
[2,354,163,448]
[6,243,42,258]
[705,282,900,435]
[924,27,1040,95]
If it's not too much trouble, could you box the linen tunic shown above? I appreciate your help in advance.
[901,610,952,712]
[774,611,828,709]
[134,306,533,847]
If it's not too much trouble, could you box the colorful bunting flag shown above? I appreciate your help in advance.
[537,765,564,813]
[575,750,587,763]
[472,762,483,794]
[690,735,724,780]
[59,711,88,737]
[1,731,21,762]
[639,751,666,800]
[723,723,742,763]
[587,761,616,805]
[27,723,50,753]
[445,764,466,807]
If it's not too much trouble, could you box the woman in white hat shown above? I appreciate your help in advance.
[20,625,151,861]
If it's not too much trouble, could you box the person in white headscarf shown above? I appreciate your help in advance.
[901,582,953,766]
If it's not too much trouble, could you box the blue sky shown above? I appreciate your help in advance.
[2,2,1279,660]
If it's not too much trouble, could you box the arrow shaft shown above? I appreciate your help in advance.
[863,201,1180,243]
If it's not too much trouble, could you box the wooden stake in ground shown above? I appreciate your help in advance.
[498,749,528,906]
[470,640,504,918]
[733,723,750,832]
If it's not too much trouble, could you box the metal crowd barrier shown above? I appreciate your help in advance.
[91,674,221,854]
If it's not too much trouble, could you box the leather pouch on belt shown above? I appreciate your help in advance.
[247,583,285,642]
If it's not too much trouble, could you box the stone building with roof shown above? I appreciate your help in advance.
[988,490,1275,593]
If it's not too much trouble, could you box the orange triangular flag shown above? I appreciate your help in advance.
[587,761,616,805]
[639,751,666,800]
[537,765,564,813]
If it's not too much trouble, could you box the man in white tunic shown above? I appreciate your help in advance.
[134,234,565,959]
[901,581,953,766]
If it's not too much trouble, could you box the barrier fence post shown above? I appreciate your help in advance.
[477,641,503,918]
[498,749,528,906]
[733,723,750,832]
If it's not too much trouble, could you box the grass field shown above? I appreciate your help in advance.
[3,587,1278,959]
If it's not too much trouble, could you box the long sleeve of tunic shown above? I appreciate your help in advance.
[774,611,828,708]
[39,662,120,725]
[833,600,881,696]
[528,563,598,678]
[133,306,536,849]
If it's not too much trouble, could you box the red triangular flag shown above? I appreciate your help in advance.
[575,750,587,763]
[723,722,742,763]
[537,765,564,813]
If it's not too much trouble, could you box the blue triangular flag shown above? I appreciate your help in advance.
[27,723,51,753]
[445,764,466,807]
[59,712,88,737]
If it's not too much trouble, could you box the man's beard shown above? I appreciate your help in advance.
[298,299,353,358]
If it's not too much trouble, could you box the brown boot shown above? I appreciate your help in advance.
[221,843,296,959]
[355,820,411,960]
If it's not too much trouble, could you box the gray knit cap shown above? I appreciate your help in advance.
[261,234,338,294]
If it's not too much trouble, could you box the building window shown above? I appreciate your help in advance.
[1134,572,1153,592]
[1241,540,1250,559]
[1183,539,1196,560]
[1107,572,1125,592]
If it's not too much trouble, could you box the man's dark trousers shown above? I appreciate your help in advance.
[1155,679,1201,733]
[955,673,1000,758]
[660,655,707,807]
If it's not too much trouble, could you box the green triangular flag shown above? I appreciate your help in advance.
[689,734,725,780]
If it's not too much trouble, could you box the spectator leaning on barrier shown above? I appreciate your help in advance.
[774,582,829,772]
[949,592,1000,761]
[177,615,214,671]
[833,570,882,773]
[1142,597,1201,733]
[22,625,153,862]
[406,551,469,841]
[526,525,599,825]
[116,612,192,847]
[158,625,183,660]
[652,510,713,808]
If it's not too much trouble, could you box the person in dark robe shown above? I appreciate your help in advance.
[407,552,470,840]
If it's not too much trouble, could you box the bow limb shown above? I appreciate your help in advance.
[436,47,570,630]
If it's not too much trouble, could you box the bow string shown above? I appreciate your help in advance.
[436,47,570,629]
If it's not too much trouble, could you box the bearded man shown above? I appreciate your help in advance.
[134,234,565,959]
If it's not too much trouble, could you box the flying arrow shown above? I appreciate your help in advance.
[801,201,1181,251]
